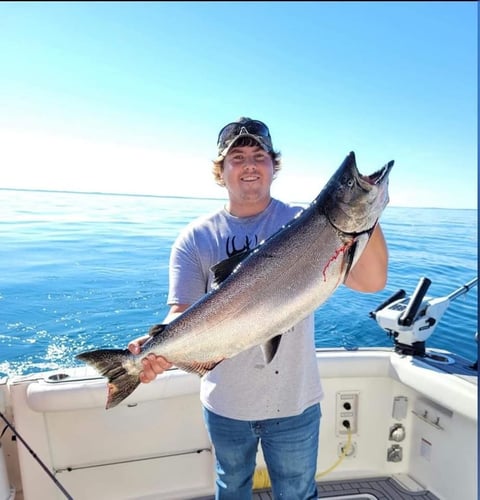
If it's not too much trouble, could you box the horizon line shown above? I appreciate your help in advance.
[0,186,476,211]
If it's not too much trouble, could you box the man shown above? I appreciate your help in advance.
[128,117,388,499]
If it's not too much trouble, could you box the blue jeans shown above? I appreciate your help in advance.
[203,403,321,500]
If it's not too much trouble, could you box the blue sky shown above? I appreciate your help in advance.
[1,1,477,208]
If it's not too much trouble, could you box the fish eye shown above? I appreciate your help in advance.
[342,175,355,188]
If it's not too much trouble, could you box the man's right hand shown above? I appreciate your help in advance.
[127,335,173,383]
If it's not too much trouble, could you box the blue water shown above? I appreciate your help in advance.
[0,189,478,377]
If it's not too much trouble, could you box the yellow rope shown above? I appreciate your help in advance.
[316,425,352,479]
[252,426,352,490]
[252,468,271,490]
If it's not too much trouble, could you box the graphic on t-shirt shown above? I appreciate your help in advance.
[225,235,259,258]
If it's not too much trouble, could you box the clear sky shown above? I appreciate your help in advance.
[1,1,477,208]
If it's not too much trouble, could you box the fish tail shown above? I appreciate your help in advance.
[76,348,141,409]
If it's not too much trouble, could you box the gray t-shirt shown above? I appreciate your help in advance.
[167,198,324,420]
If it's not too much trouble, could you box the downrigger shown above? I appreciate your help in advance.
[369,276,478,360]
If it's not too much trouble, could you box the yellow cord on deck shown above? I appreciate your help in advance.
[252,426,352,490]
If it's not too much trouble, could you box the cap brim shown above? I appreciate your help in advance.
[219,133,272,158]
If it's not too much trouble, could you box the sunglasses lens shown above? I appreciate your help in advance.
[245,121,270,137]
[217,123,240,146]
[217,120,271,149]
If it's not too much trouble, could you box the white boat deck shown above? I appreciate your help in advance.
[1,348,476,500]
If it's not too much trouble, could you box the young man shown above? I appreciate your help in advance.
[128,117,388,499]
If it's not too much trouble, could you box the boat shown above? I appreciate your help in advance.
[0,276,477,500]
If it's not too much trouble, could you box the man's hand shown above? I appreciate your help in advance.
[127,335,173,383]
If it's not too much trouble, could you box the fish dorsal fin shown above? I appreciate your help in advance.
[137,324,169,350]
[211,249,253,288]
[261,334,282,364]
[147,324,168,338]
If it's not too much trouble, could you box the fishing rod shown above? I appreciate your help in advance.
[0,410,73,500]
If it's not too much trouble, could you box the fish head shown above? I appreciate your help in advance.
[323,151,394,234]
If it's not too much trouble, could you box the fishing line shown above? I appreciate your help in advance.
[0,410,74,500]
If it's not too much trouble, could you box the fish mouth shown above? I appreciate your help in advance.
[361,160,394,186]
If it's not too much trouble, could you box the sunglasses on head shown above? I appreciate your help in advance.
[217,120,272,151]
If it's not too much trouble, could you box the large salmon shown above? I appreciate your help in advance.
[77,151,394,409]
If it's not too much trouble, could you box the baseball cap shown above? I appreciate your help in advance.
[217,118,273,157]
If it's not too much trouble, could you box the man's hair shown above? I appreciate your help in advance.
[212,136,282,186]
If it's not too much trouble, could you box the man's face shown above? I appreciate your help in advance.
[221,145,275,206]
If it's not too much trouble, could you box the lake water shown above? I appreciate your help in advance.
[0,189,477,376]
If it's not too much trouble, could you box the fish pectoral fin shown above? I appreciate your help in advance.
[342,239,358,282]
[175,359,224,377]
[343,232,371,282]
[261,335,282,364]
